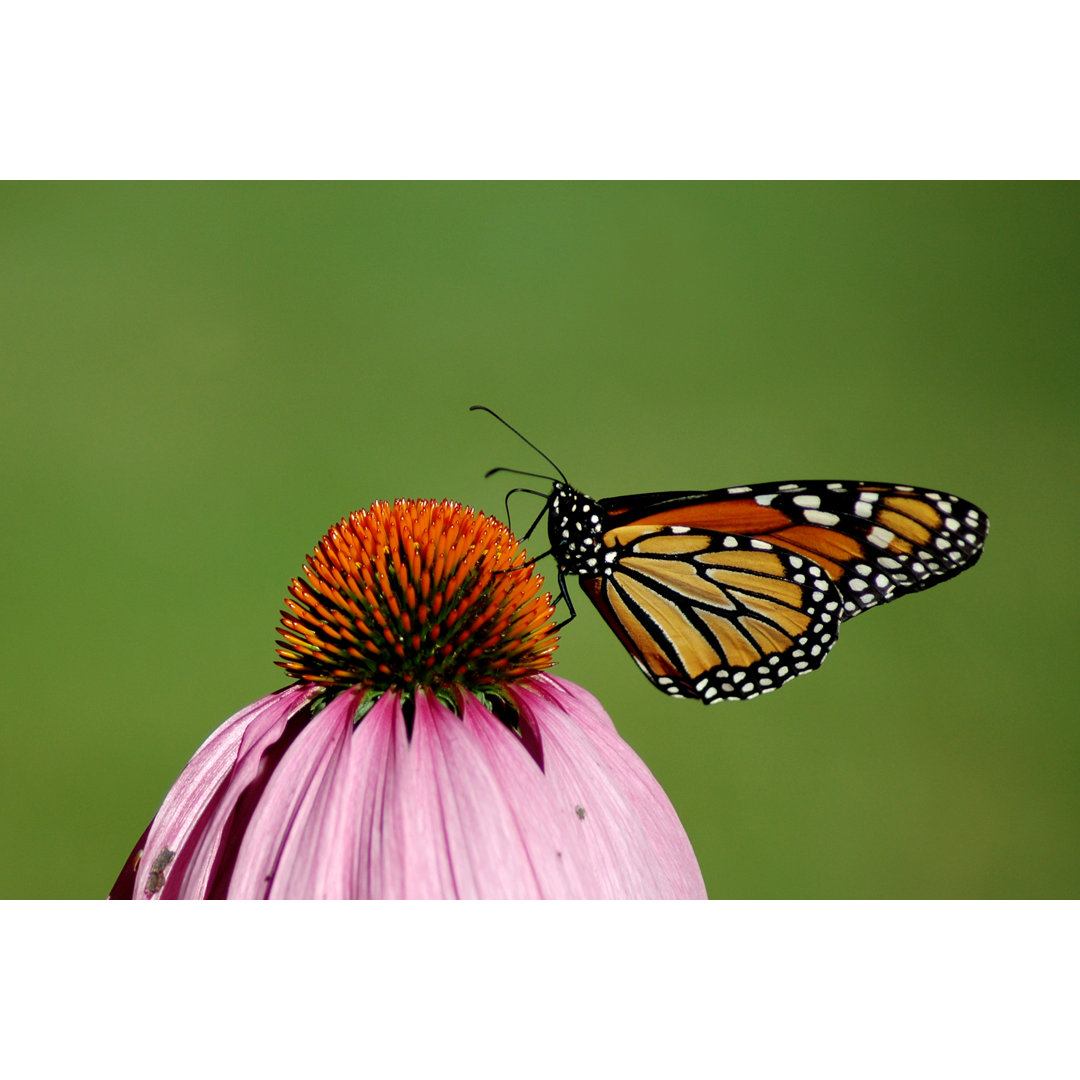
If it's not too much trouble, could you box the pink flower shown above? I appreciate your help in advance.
[110,500,705,899]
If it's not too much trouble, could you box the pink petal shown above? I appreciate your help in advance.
[228,686,368,899]
[123,675,705,899]
[509,675,708,899]
[393,692,601,898]
[227,689,411,898]
[132,683,320,899]
[230,690,603,898]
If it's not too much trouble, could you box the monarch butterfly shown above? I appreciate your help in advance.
[472,406,988,703]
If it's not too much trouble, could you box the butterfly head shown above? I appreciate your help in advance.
[548,482,607,577]
[469,407,607,578]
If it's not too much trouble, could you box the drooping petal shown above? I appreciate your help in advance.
[339,691,410,899]
[130,683,320,899]
[228,686,368,899]
[229,690,606,898]
[393,692,602,898]
[119,675,705,899]
[226,688,652,898]
[509,675,708,900]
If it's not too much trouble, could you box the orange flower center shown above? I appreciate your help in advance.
[276,499,558,695]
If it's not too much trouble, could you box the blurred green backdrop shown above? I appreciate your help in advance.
[2,182,1077,899]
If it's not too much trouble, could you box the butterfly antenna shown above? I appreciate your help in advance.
[470,405,569,485]
[484,466,560,483]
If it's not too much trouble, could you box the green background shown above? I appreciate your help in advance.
[3,182,1077,899]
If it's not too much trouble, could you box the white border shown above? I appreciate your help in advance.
[3,3,1077,178]
[9,901,1077,1077]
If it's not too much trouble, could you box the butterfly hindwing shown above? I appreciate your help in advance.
[579,527,843,702]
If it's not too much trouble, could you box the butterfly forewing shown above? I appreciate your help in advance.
[600,480,988,623]
[580,527,843,702]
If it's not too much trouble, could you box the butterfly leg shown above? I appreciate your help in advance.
[553,569,578,631]
[491,549,551,578]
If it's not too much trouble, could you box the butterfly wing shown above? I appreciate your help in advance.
[579,527,843,702]
[600,481,988,622]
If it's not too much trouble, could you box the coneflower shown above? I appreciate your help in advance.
[110,499,705,899]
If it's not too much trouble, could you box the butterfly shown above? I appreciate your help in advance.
[472,407,988,703]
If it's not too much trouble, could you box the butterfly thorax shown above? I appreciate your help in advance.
[548,482,608,577]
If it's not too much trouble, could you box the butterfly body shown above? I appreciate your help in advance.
[547,478,987,703]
